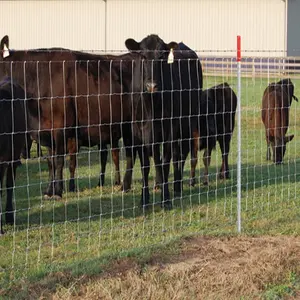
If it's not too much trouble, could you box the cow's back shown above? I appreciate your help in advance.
[175,43,203,91]
[205,83,237,135]
[262,86,290,138]
[2,49,129,145]
[161,43,203,139]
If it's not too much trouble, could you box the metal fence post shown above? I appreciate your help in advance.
[237,35,242,233]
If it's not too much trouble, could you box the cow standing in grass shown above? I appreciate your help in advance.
[261,78,298,164]
[0,35,139,199]
[190,82,237,185]
[125,35,216,209]
[0,78,26,234]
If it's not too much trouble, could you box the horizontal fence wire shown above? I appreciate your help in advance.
[0,49,299,287]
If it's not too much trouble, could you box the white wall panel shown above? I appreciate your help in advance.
[1,0,285,56]
[0,0,106,51]
[106,0,285,57]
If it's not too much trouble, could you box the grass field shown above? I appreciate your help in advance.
[1,74,300,298]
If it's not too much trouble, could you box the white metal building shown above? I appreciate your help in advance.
[0,0,298,57]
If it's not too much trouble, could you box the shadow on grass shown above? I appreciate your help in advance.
[0,233,196,299]
[9,156,300,231]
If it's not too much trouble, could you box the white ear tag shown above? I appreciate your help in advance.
[167,48,174,64]
[3,44,10,58]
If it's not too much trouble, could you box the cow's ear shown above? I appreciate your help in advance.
[125,39,140,51]
[0,35,9,50]
[166,41,178,50]
[0,35,10,58]
[284,135,294,143]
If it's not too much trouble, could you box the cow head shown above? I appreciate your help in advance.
[125,35,178,93]
[277,78,299,105]
[271,134,294,164]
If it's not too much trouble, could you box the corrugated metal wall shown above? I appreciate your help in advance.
[0,0,285,56]
[287,0,300,56]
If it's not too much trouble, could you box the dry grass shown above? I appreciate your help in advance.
[17,235,300,300]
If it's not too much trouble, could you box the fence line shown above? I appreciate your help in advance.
[0,46,300,286]
[236,35,242,233]
[201,56,300,78]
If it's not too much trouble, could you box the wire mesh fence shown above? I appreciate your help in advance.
[0,36,300,286]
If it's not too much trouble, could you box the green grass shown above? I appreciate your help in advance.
[1,75,300,293]
[263,272,300,299]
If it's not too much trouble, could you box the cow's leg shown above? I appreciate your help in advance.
[190,131,199,186]
[218,134,231,179]
[0,165,6,234]
[111,143,121,186]
[98,144,108,187]
[179,140,189,191]
[203,146,213,185]
[68,138,77,193]
[153,144,163,190]
[122,146,137,192]
[161,142,172,210]
[53,131,65,198]
[173,142,181,197]
[5,163,17,225]
[44,147,56,198]
[37,142,43,158]
[138,145,150,209]
[266,136,272,161]
[122,130,137,192]
[174,142,189,199]
[21,134,33,159]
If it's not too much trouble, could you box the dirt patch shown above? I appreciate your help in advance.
[10,236,300,299]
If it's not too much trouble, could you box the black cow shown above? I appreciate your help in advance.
[125,35,208,209]
[190,82,237,185]
[0,78,26,234]
[189,94,217,186]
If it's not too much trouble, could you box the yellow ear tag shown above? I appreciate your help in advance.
[3,44,9,58]
[167,48,174,64]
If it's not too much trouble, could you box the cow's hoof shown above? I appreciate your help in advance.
[43,194,52,200]
[189,178,196,187]
[162,201,173,211]
[5,213,14,226]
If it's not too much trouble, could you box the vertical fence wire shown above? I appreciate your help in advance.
[236,36,242,233]
[2,43,300,287]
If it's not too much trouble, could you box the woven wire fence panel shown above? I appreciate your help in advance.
[0,43,299,286]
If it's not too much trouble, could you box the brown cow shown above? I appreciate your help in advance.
[261,78,298,164]
[0,35,137,199]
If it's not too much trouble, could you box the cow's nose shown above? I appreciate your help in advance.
[145,82,157,93]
